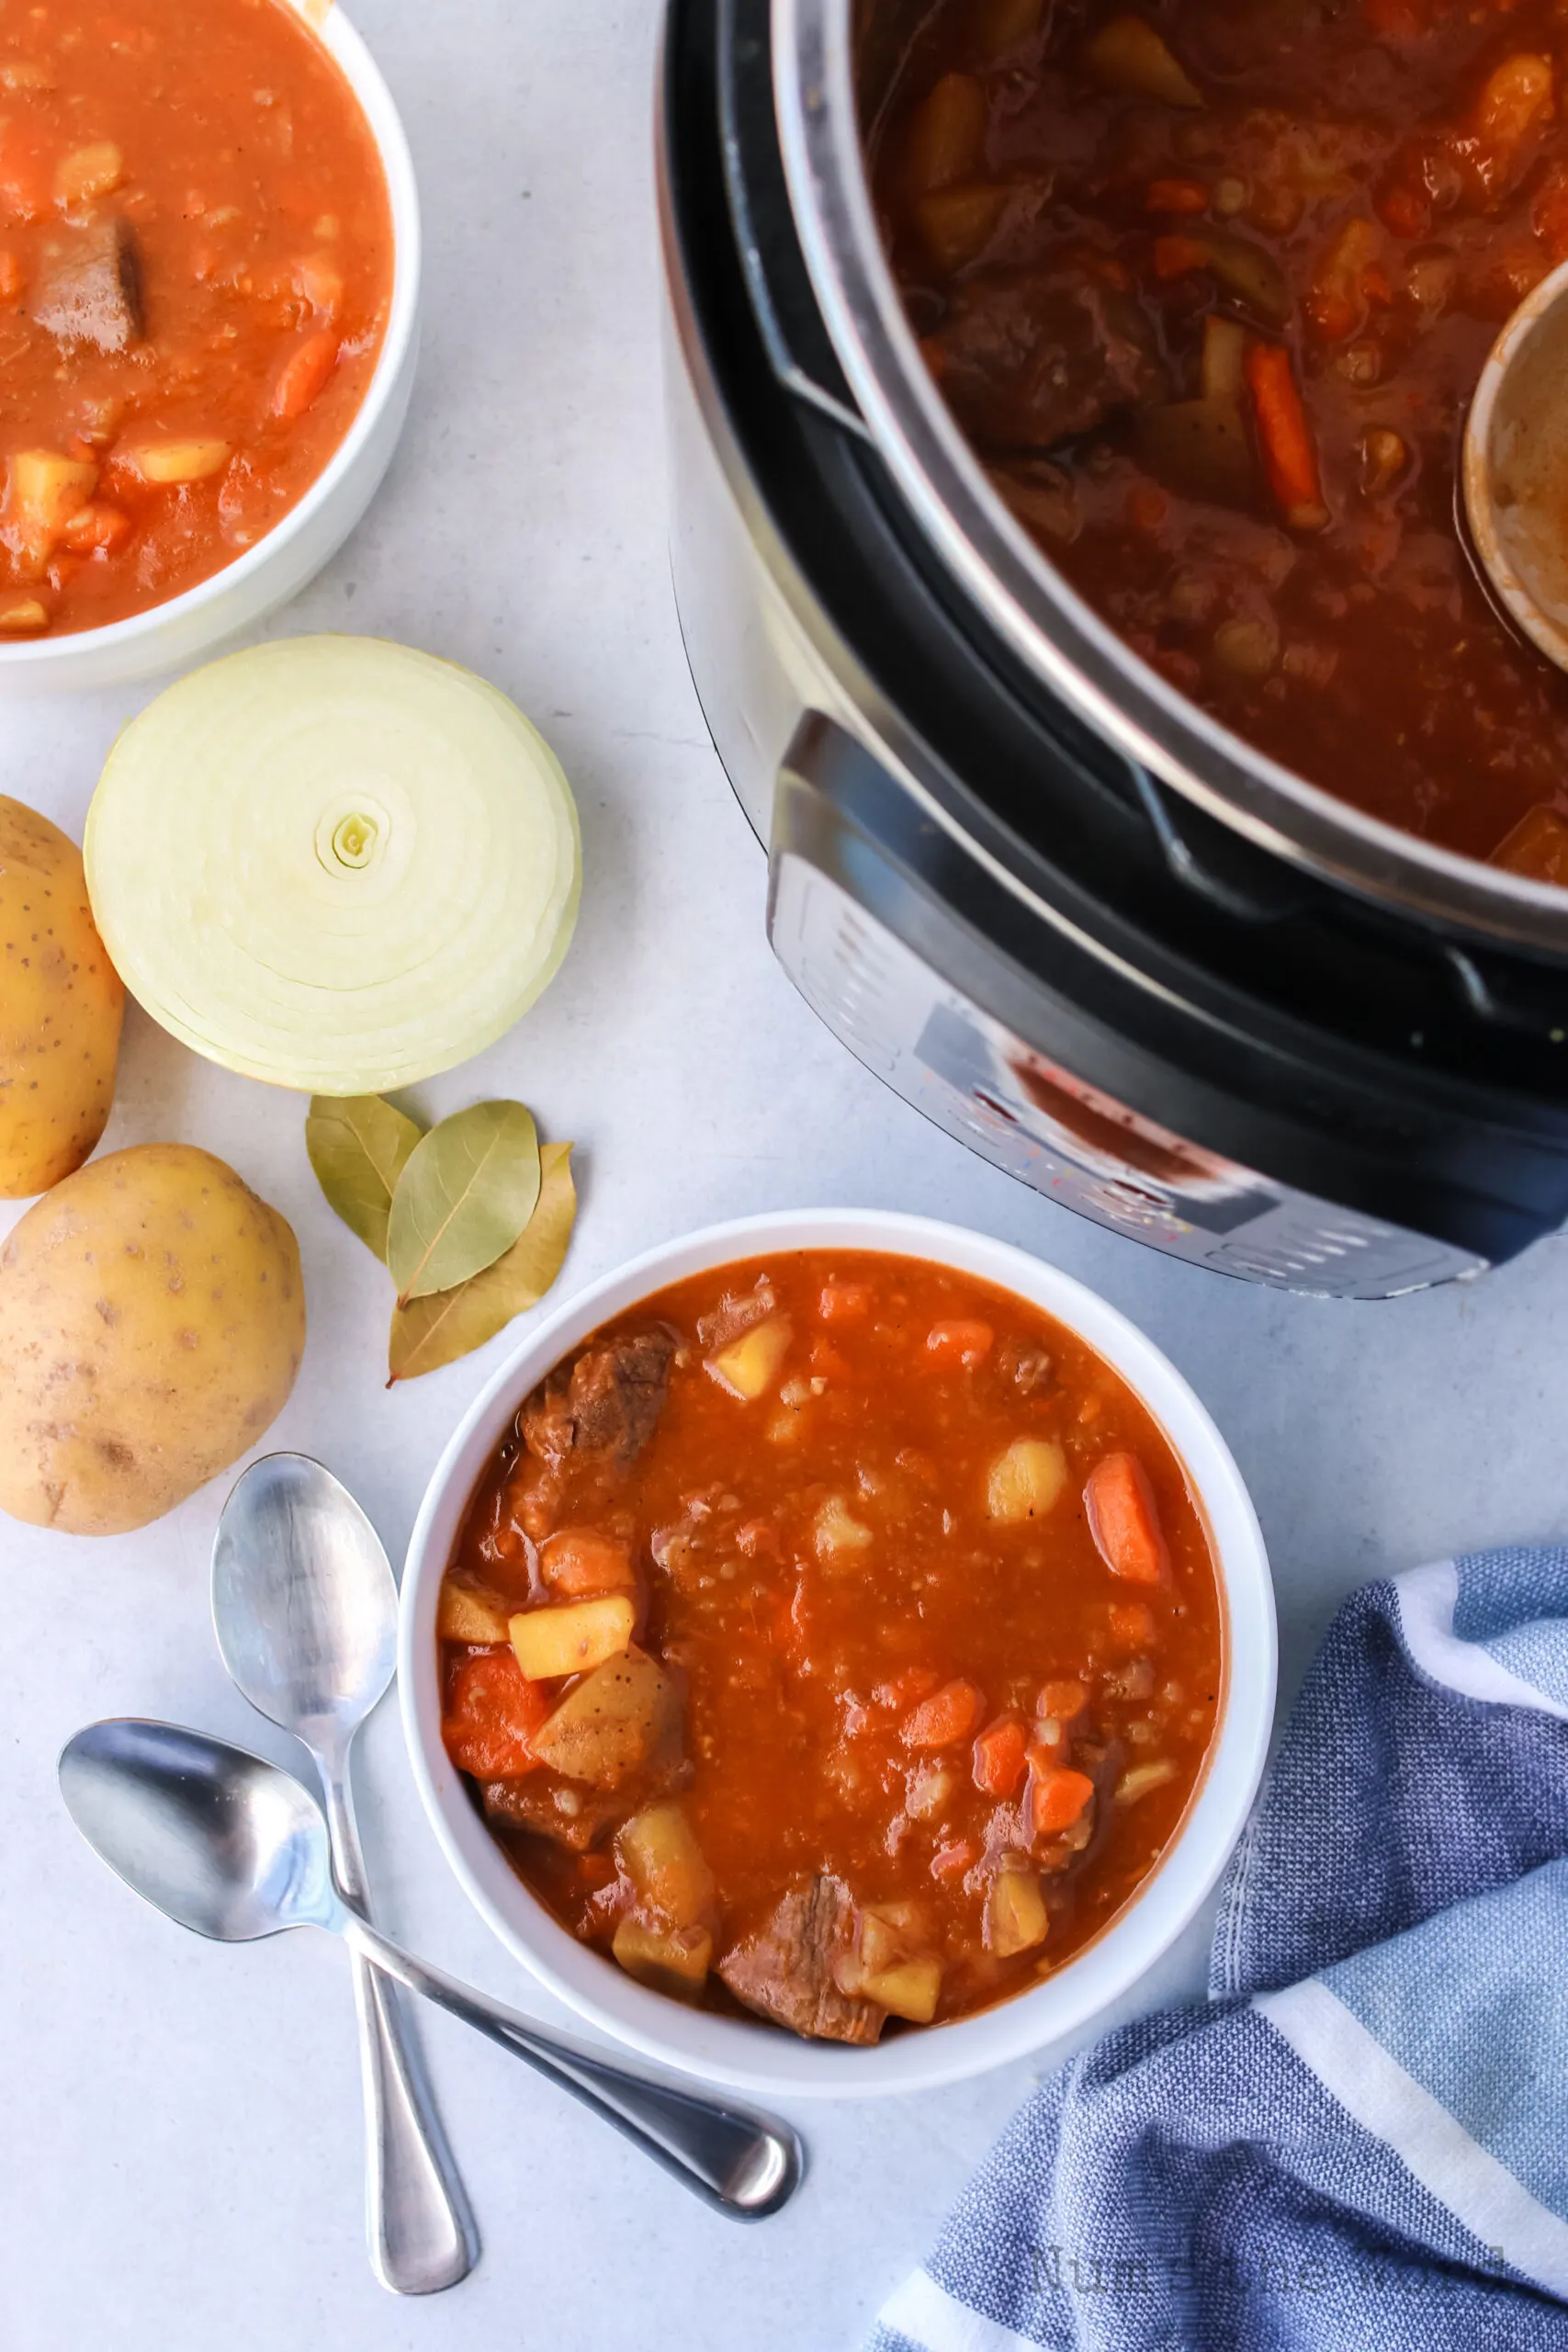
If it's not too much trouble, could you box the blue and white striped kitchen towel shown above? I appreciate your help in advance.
[869,1549,1568,2352]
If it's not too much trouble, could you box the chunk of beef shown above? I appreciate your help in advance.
[717,1874,886,2045]
[523,1327,676,1475]
[931,257,1168,453]
[479,1773,626,1853]
[31,219,142,352]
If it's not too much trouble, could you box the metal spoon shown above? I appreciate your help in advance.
[1463,252,1568,678]
[211,1454,476,2295]
[58,1718,804,2222]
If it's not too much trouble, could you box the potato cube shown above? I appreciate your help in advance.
[509,1592,634,1681]
[530,1650,682,1789]
[859,1900,933,1974]
[1115,1759,1178,1805]
[436,1578,513,1645]
[616,1801,715,1929]
[708,1315,792,1400]
[11,448,96,535]
[55,142,124,208]
[128,438,232,485]
[986,1864,1048,1958]
[611,1917,713,1998]
[906,1761,954,1820]
[858,1957,942,2024]
[814,1494,874,1558]
[986,1437,1067,1523]
[0,594,47,632]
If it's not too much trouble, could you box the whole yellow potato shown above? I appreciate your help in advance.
[0,796,125,1197]
[0,1143,305,1536]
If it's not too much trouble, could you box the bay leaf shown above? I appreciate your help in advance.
[387,1099,541,1304]
[388,1142,576,1384]
[306,1093,423,1261]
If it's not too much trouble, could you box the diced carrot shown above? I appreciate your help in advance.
[1152,232,1210,280]
[818,1281,873,1322]
[1146,176,1208,213]
[1375,172,1432,241]
[1031,1767,1097,1838]
[441,1648,551,1779]
[810,1335,851,1380]
[973,1713,1029,1797]
[902,1677,987,1750]
[0,249,20,302]
[1037,1678,1089,1722]
[61,503,130,555]
[1109,1599,1157,1648]
[1244,340,1326,527]
[1125,481,1169,535]
[269,326,339,422]
[875,1665,941,1711]
[924,1318,995,1369]
[1084,1452,1171,1585]
[539,1525,635,1597]
[931,1837,978,1881]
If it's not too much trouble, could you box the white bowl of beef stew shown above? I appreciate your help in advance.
[0,0,420,692]
[400,1209,1275,2098]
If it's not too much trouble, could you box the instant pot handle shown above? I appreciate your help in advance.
[716,0,872,441]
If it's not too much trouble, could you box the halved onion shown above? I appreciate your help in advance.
[85,637,581,1094]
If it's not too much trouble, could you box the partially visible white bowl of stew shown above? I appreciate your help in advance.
[0,0,420,694]
[400,1209,1275,2098]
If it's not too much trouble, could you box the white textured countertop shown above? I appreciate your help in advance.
[6,5,1568,2346]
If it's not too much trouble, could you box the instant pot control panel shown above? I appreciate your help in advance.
[771,852,1483,1298]
[767,722,1487,1299]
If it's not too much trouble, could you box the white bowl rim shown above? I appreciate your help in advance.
[0,0,421,672]
[400,1207,1277,2100]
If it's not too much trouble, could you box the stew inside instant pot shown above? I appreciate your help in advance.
[0,0,391,638]
[871,0,1568,875]
[437,1250,1223,2042]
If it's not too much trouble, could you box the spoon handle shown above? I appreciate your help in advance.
[340,1914,803,2222]
[321,1770,479,2293]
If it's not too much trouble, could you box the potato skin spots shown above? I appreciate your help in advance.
[0,796,124,1199]
[0,1142,304,1535]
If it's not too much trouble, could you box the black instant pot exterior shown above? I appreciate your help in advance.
[659,0,1568,1294]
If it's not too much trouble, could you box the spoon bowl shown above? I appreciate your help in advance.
[1463,254,1568,678]
[59,1717,338,1942]
[213,1454,399,1743]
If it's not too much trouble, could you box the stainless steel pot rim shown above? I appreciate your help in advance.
[773,0,1568,956]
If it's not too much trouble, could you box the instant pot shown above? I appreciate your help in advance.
[657,0,1568,1298]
